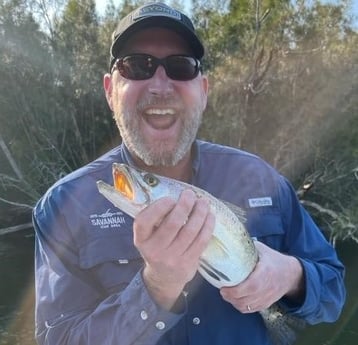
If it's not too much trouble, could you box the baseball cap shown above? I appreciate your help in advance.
[109,2,204,70]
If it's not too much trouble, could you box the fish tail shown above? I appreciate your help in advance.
[259,304,306,345]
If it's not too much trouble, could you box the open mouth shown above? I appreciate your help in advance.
[113,165,134,201]
[145,108,175,116]
[143,108,177,130]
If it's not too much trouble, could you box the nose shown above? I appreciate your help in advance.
[147,65,174,96]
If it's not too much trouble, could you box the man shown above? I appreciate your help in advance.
[33,2,345,345]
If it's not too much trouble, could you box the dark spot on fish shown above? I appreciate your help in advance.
[200,259,231,282]
[200,264,221,281]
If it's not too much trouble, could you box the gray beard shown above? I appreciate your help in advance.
[114,102,202,167]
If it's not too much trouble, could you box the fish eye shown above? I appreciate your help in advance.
[144,173,158,187]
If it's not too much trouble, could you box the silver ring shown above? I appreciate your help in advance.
[247,305,251,312]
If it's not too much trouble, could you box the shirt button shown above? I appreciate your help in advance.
[193,317,201,325]
[156,321,166,330]
[140,311,148,320]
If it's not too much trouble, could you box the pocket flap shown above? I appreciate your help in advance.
[245,209,284,238]
[79,234,141,269]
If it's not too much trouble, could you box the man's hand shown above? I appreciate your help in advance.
[220,241,305,313]
[133,189,215,310]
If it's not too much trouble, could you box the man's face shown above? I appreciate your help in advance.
[104,28,208,167]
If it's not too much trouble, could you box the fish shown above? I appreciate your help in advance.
[97,163,305,345]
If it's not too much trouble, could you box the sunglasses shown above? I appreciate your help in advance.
[111,54,201,81]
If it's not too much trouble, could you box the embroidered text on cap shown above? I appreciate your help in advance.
[132,3,181,21]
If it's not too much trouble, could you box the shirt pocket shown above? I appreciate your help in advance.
[245,208,285,250]
[78,234,143,293]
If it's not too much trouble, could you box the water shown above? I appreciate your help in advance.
[296,240,358,345]
[0,230,357,345]
[0,230,35,345]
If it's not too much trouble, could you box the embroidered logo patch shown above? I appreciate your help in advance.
[89,208,127,230]
[248,197,273,208]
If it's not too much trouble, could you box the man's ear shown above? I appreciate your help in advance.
[103,73,114,111]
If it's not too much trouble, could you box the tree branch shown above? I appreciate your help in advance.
[0,134,24,180]
[0,196,34,210]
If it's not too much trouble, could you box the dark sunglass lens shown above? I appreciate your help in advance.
[166,56,198,81]
[116,55,199,81]
[121,55,157,80]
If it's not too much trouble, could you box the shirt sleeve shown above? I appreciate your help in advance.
[33,196,185,345]
[277,177,346,324]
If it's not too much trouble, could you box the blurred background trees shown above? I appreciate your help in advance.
[0,0,357,244]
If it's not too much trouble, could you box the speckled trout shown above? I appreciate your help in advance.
[97,163,305,345]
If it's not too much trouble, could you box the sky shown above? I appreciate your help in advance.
[95,0,358,28]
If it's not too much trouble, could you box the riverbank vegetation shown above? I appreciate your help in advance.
[1,0,357,244]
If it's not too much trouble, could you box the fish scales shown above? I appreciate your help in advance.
[98,163,257,287]
[96,163,305,345]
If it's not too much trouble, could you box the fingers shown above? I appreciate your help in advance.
[133,189,214,257]
[220,243,267,312]
[220,242,295,313]
[154,189,199,249]
[133,189,215,295]
[169,194,214,256]
[220,287,262,313]
[133,196,177,244]
[184,209,215,258]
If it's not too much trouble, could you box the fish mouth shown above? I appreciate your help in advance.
[97,164,150,217]
[113,163,135,201]
[112,163,149,206]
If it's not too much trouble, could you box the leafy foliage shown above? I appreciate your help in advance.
[196,0,358,243]
[0,0,357,242]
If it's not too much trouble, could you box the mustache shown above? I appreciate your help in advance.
[136,95,183,112]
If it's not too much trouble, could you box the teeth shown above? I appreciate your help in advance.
[145,108,175,116]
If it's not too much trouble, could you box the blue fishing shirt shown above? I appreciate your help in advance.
[33,140,346,345]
